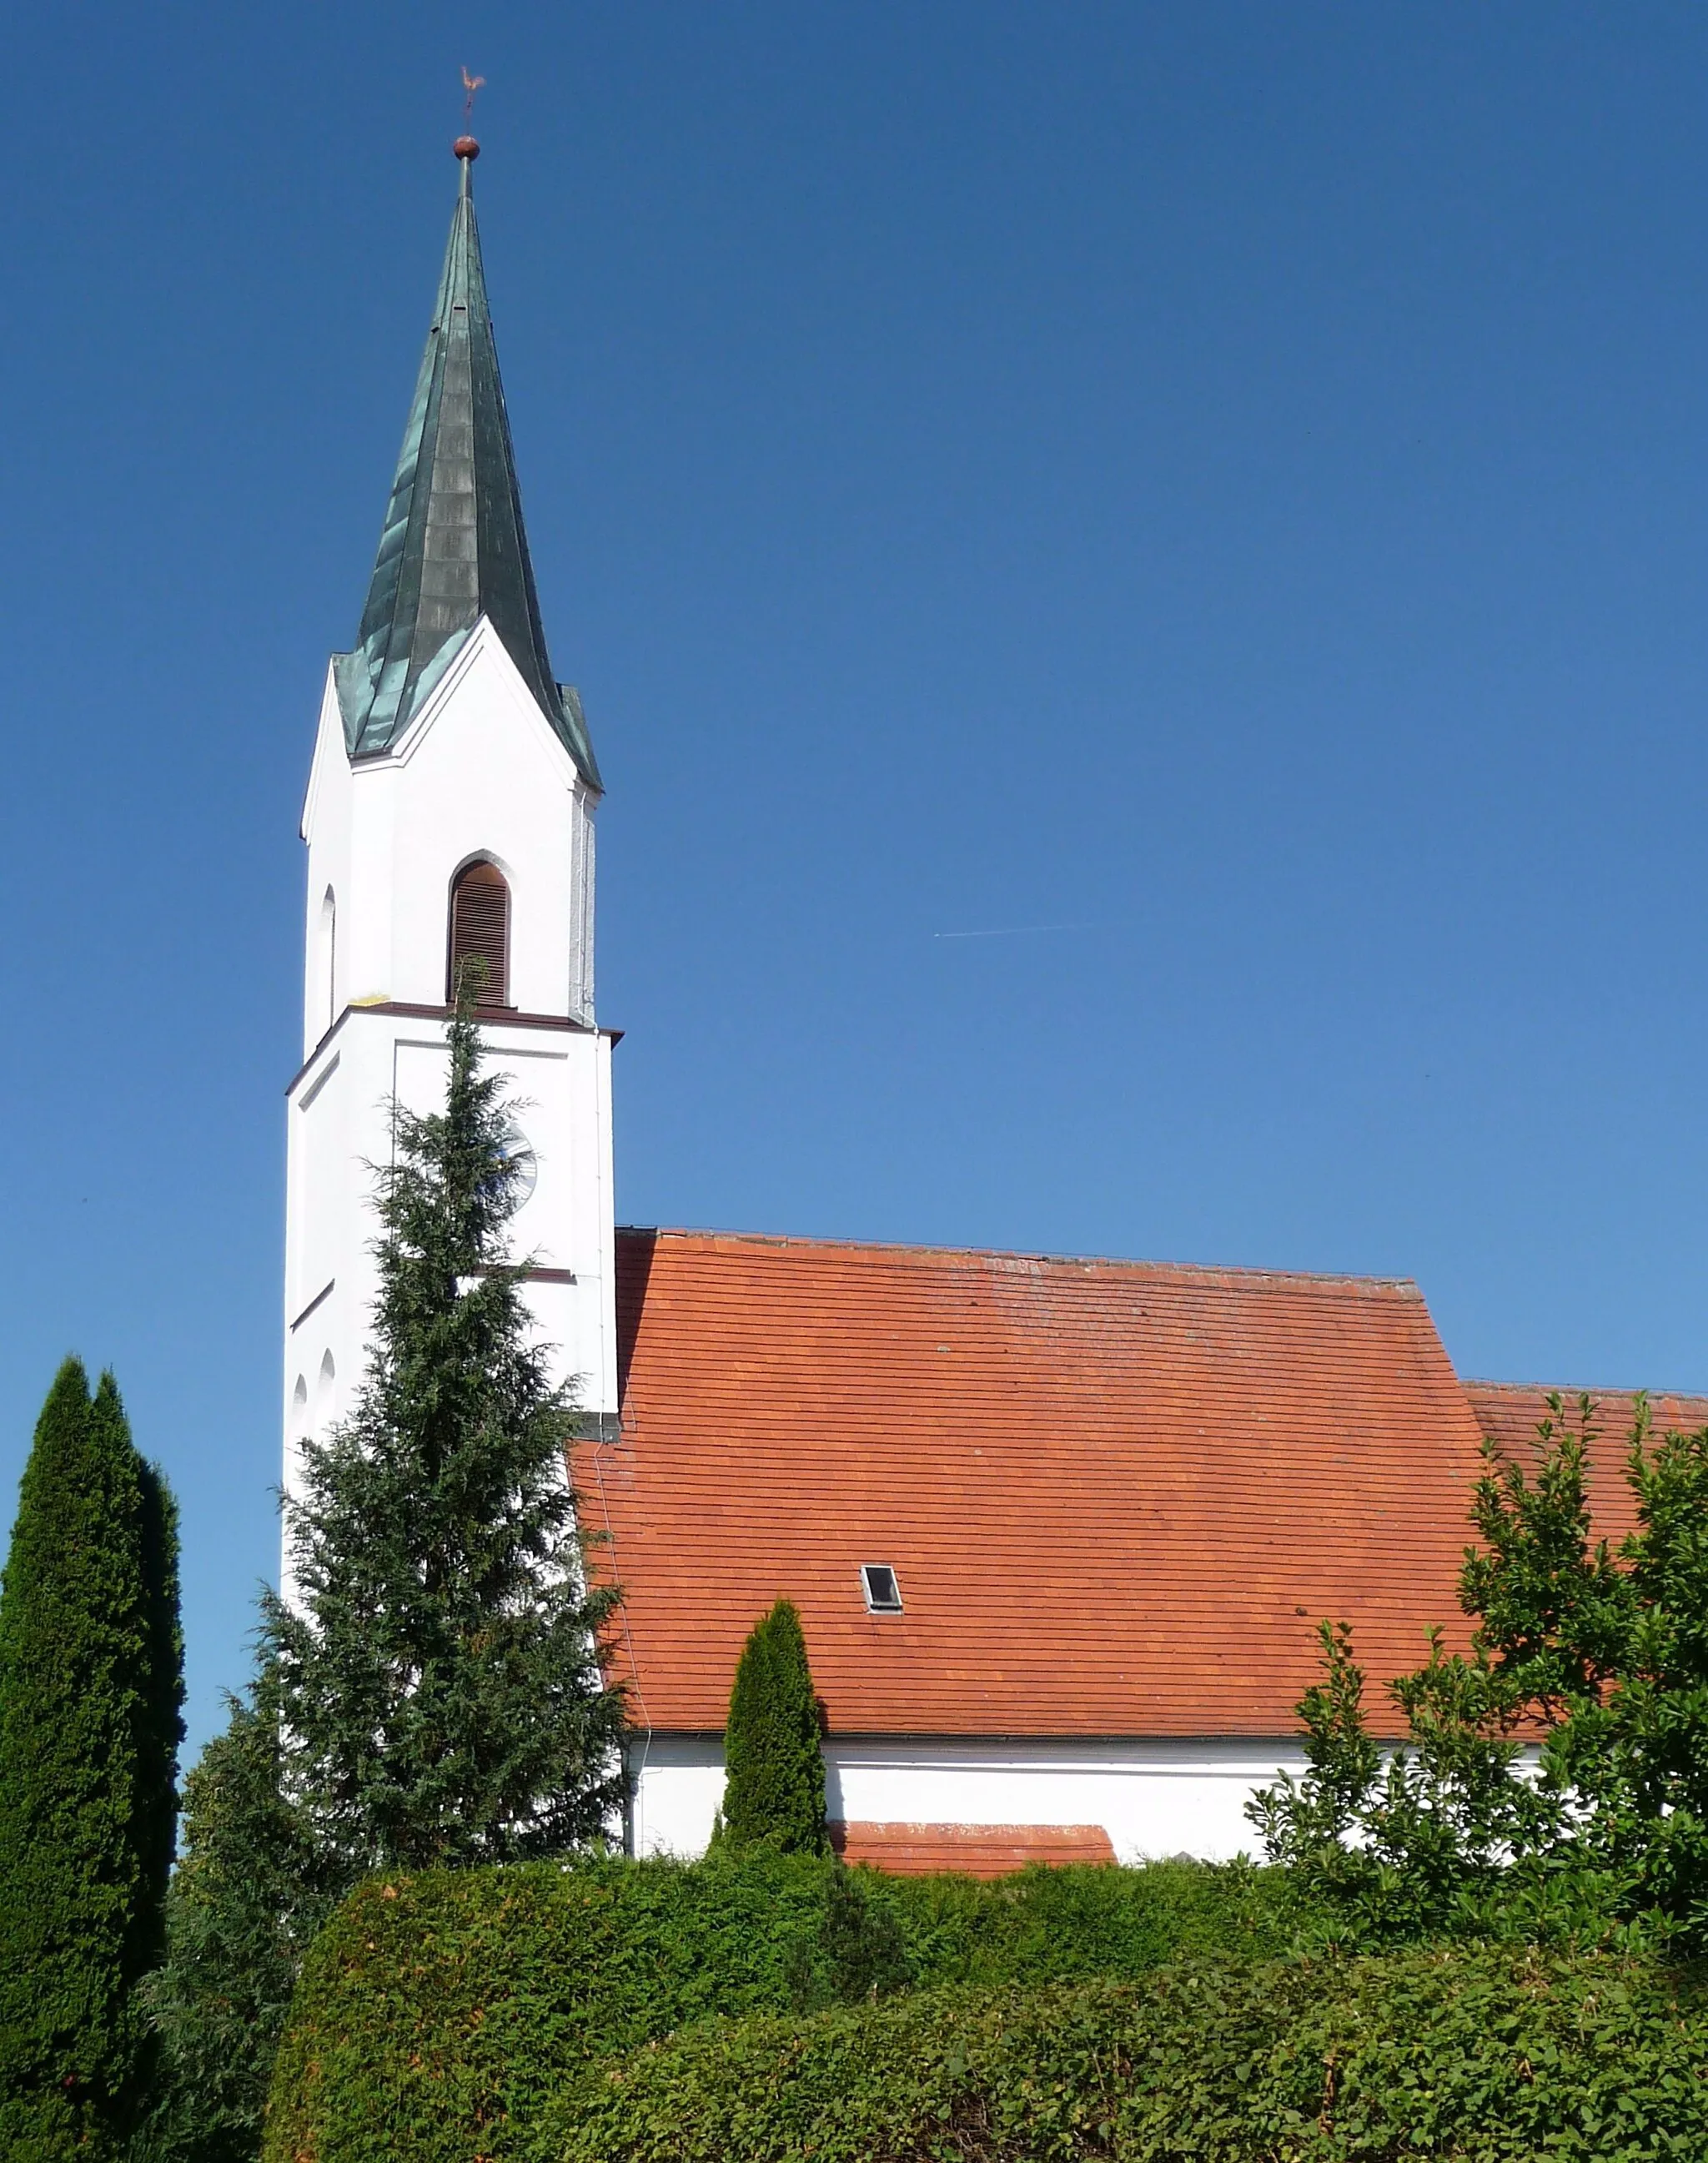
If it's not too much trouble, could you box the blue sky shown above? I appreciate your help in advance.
[7,2,1708,1753]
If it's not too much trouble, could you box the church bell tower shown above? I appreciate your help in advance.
[283,138,618,1505]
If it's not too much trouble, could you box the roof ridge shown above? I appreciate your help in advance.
[1465,1377,1708,1404]
[615,1223,1423,1295]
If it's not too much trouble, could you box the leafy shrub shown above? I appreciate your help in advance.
[879,1849,1297,1985]
[782,1863,911,2011]
[263,1851,1294,2162]
[1253,1394,1708,1947]
[560,1947,1708,2163]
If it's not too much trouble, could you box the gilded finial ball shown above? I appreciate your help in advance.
[454,134,480,161]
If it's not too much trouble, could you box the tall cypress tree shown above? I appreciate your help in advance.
[265,973,628,1872]
[719,1597,828,1854]
[0,1357,185,2158]
[133,1428,186,1992]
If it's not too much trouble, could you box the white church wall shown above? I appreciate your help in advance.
[283,1014,391,1511]
[629,1736,731,1858]
[567,788,596,1025]
[284,1004,619,1539]
[362,624,595,1019]
[389,1021,618,1411]
[628,1733,1312,1865]
[289,615,614,1553]
[299,674,355,1058]
[301,622,599,1051]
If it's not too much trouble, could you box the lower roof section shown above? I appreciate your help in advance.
[831,1821,1118,1876]
[1462,1381,1708,1552]
[578,1227,1497,1740]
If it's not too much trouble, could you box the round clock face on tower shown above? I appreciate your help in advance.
[494,1124,538,1208]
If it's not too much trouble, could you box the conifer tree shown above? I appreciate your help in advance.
[0,1357,184,2158]
[718,1597,828,1854]
[137,1446,187,1986]
[140,1655,337,2163]
[265,971,627,1872]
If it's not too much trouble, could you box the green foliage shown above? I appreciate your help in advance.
[1250,1618,1565,1943]
[262,1850,1293,2163]
[1548,1409,1708,1929]
[264,1851,1708,2163]
[1254,1392,1708,1948]
[138,1457,188,1975]
[1245,1620,1378,1889]
[259,1380,1708,2160]
[877,1849,1294,1987]
[716,1597,827,1856]
[0,1358,184,2160]
[783,1862,912,2010]
[264,973,627,1874]
[138,1655,342,2163]
[148,983,628,2158]
[560,1947,1708,2163]
[1461,1394,1631,1714]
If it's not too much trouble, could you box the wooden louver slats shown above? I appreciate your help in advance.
[449,863,510,1005]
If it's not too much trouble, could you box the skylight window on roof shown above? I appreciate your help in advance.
[862,1564,903,1613]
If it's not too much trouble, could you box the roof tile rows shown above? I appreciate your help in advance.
[830,1822,1117,1876]
[577,1229,1506,1740]
[577,1233,1708,1745]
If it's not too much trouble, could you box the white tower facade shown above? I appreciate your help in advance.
[284,145,618,1512]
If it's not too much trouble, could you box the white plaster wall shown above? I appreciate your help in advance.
[629,1734,1311,1865]
[283,1004,618,1585]
[299,675,354,1056]
[288,615,613,1562]
[299,618,599,1059]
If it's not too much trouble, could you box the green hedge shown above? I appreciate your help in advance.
[562,1949,1708,2163]
[264,1852,1294,2163]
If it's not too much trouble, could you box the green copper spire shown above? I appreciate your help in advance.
[334,147,600,787]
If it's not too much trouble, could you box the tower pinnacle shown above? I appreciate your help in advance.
[333,146,600,786]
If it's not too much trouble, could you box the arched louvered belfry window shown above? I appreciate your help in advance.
[448,859,510,1006]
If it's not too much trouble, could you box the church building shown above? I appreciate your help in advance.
[284,143,1705,1874]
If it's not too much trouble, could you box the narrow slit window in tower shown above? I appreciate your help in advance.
[449,860,510,1005]
[319,888,337,1032]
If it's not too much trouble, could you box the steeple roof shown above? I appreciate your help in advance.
[334,149,600,788]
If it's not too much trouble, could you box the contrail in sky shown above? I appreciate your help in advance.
[932,923,1098,940]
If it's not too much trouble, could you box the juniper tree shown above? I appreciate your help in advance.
[265,972,627,1873]
[139,1654,337,2163]
[0,1358,184,2159]
[718,1597,828,1854]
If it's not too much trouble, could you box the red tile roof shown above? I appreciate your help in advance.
[575,1229,1495,1740]
[1464,1382,1708,1552]
[830,1823,1117,1876]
